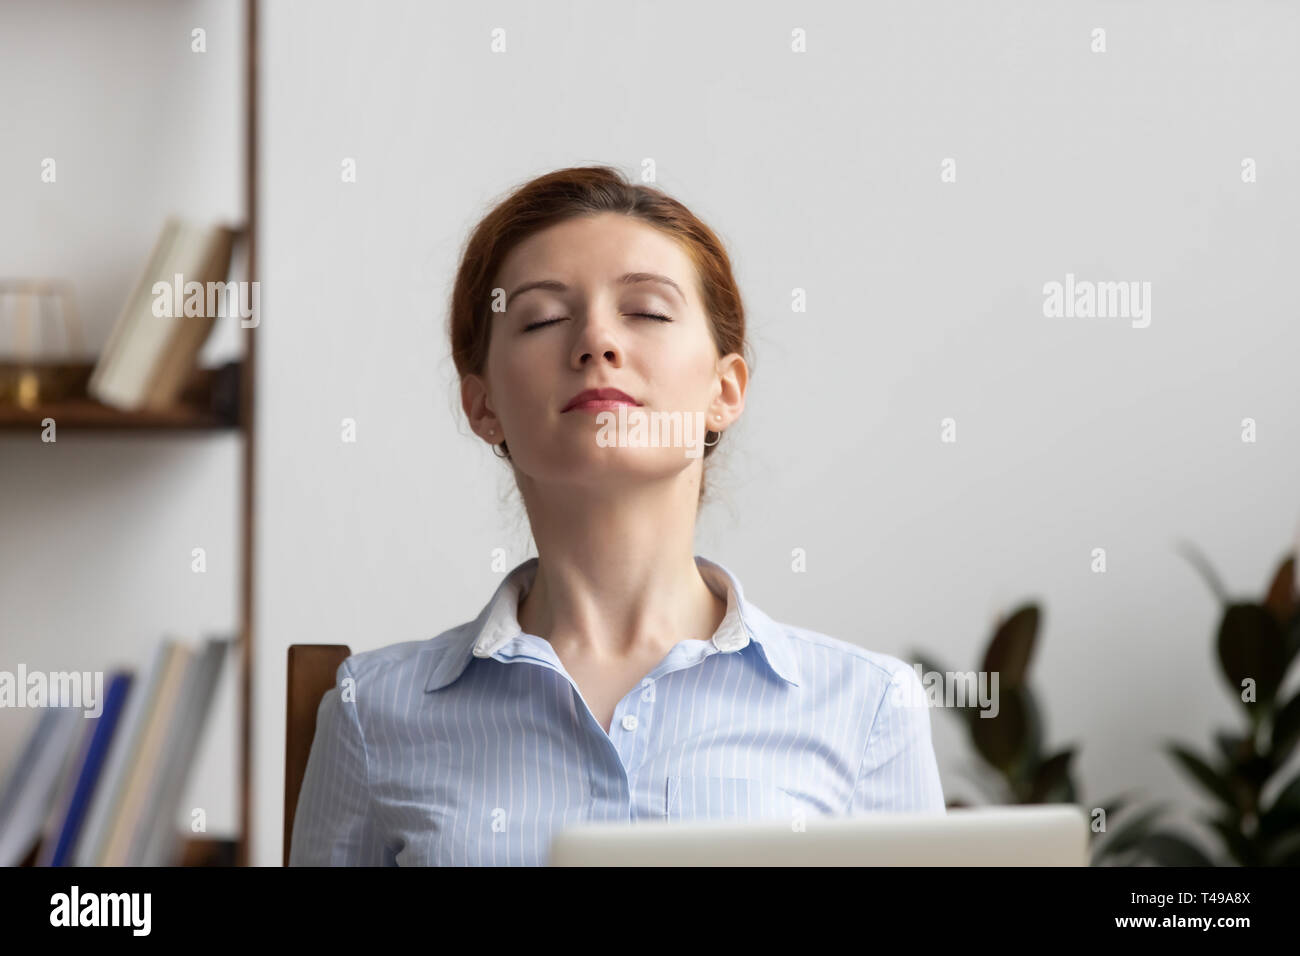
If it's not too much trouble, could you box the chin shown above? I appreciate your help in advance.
[528,448,688,483]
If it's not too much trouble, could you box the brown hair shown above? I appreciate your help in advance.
[447,165,750,504]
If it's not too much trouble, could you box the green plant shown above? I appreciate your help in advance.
[1159,547,1300,866]
[913,604,1161,865]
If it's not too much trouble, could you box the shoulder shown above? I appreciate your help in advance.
[759,614,927,726]
[328,622,475,717]
[770,615,919,688]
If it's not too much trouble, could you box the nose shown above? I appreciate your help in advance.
[570,303,624,369]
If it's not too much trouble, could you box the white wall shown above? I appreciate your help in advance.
[0,0,246,842]
[15,1,1293,867]
[255,0,1300,865]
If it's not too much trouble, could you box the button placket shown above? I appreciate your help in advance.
[630,676,656,738]
[616,676,656,775]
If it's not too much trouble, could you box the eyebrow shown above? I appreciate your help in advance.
[506,272,686,309]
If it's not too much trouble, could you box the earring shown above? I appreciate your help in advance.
[702,413,724,447]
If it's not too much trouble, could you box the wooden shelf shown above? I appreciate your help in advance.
[0,361,242,432]
[0,397,237,431]
[19,834,238,867]
[181,836,240,867]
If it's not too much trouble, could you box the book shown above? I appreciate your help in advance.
[86,219,180,403]
[88,219,238,411]
[1,638,231,867]
[97,640,194,866]
[37,672,133,866]
[142,226,238,409]
[33,707,100,864]
[70,641,174,866]
[132,637,230,865]
[0,707,85,866]
[89,219,199,408]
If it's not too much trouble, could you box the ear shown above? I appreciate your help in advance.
[461,374,501,441]
[709,352,748,429]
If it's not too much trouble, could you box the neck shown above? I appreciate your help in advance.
[514,468,724,662]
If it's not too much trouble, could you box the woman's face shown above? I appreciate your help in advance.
[464,211,745,490]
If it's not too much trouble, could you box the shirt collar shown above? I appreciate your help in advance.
[425,556,801,692]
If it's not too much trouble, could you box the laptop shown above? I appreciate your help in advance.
[548,804,1090,866]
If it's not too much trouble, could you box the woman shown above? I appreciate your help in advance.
[290,165,945,866]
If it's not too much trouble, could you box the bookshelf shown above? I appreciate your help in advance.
[2,0,259,867]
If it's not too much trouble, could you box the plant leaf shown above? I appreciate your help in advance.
[1271,692,1300,765]
[1093,790,1140,823]
[1264,554,1297,626]
[1138,831,1217,866]
[969,685,1029,774]
[1262,826,1300,865]
[1007,683,1047,790]
[1215,726,1274,790]
[1177,540,1228,603]
[1285,622,1300,692]
[1214,730,1248,769]
[1029,747,1076,803]
[981,604,1039,690]
[1167,743,1239,810]
[1205,814,1254,865]
[1217,603,1287,710]
[1095,804,1167,856]
[1259,771,1300,836]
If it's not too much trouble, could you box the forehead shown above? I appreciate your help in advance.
[494,213,697,298]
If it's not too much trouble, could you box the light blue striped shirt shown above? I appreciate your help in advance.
[289,556,945,866]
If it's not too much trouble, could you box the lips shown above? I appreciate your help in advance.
[562,387,642,413]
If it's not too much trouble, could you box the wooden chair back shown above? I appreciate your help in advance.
[284,643,352,866]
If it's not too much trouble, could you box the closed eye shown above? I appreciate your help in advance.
[522,317,564,332]
[522,313,673,332]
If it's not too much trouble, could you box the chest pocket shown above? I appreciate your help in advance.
[664,775,801,823]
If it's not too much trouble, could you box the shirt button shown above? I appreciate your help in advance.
[621,714,639,732]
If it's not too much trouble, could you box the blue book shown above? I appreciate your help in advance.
[45,673,133,866]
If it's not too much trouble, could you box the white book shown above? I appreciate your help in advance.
[87,219,179,404]
[90,221,219,410]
